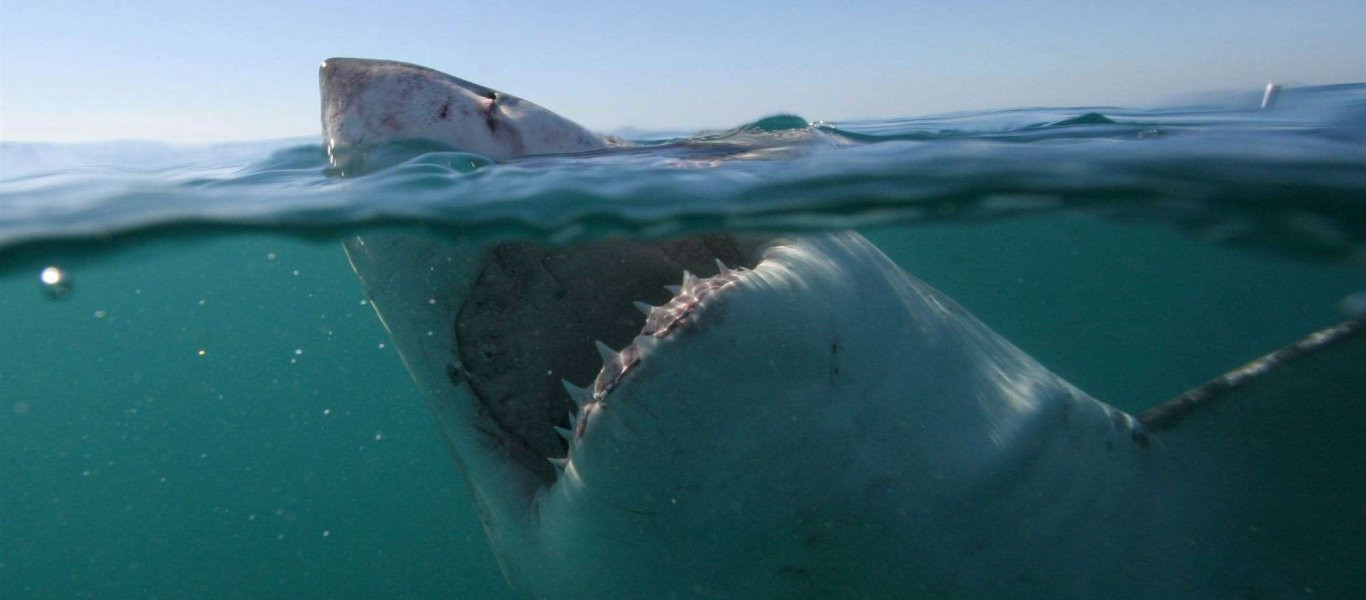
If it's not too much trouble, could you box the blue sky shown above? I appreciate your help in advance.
[2,0,1362,141]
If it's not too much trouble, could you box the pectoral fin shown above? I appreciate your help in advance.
[1141,318,1366,598]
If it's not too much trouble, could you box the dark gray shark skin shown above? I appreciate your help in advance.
[325,58,1365,599]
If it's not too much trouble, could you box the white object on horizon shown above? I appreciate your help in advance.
[1261,82,1281,109]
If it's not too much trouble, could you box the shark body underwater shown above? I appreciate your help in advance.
[320,59,1365,599]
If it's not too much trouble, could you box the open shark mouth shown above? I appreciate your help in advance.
[329,59,1366,598]
[453,234,762,482]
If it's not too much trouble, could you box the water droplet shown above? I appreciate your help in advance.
[40,266,62,285]
[39,266,72,299]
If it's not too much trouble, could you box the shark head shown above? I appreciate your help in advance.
[319,58,609,165]
[326,59,1094,596]
[345,224,1079,596]
[327,60,1365,598]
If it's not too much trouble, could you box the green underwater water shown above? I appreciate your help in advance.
[1,231,507,598]
[2,212,1363,598]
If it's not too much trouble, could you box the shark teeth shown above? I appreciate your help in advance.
[562,379,591,409]
[642,264,748,340]
[555,265,750,469]
[715,258,731,276]
[604,267,754,399]
[595,339,617,363]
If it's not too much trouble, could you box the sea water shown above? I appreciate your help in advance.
[2,84,1364,598]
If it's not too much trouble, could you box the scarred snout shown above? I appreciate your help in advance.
[319,57,608,164]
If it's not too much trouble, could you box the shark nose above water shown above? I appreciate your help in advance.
[318,57,609,166]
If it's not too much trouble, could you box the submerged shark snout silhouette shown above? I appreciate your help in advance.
[323,58,1365,599]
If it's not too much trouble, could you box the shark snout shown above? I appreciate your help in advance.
[318,57,524,164]
[319,56,609,167]
[318,58,373,152]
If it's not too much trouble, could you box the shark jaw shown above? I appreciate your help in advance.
[348,228,1253,598]
[450,234,761,485]
[479,231,1163,598]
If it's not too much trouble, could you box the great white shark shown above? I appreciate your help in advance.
[321,58,1364,598]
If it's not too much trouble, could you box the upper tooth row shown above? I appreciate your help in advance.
[551,263,735,476]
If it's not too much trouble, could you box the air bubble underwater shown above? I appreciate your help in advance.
[39,266,72,300]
